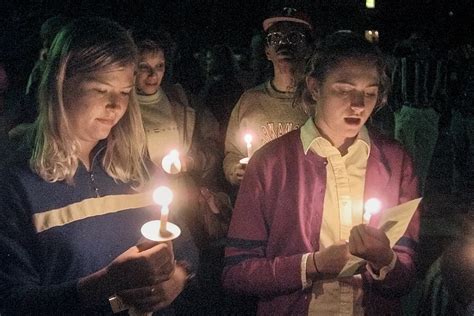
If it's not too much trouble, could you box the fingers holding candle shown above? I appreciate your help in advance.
[106,242,175,292]
[348,224,394,269]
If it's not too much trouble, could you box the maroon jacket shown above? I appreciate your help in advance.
[223,128,420,315]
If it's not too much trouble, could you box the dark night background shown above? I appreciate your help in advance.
[0,1,473,313]
[1,0,473,83]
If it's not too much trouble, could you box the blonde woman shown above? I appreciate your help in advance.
[0,17,197,314]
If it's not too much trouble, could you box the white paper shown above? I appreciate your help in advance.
[337,198,422,278]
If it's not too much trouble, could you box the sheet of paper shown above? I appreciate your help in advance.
[337,198,422,278]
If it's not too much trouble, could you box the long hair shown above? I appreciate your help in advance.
[294,31,390,117]
[31,17,149,187]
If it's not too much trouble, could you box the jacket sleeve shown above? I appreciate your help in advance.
[364,148,421,297]
[222,156,304,297]
[0,170,84,315]
[223,95,246,185]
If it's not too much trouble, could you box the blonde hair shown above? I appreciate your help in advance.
[31,17,149,187]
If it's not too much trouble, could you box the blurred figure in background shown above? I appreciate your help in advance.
[447,42,474,196]
[200,44,244,147]
[9,16,70,135]
[418,210,474,316]
[0,60,12,168]
[391,30,447,193]
[133,28,221,189]
[223,6,314,187]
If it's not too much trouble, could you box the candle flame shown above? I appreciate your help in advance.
[244,134,252,145]
[153,186,173,206]
[169,149,179,159]
[161,149,182,174]
[364,198,382,216]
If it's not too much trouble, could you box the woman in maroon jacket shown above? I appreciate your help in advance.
[223,31,420,315]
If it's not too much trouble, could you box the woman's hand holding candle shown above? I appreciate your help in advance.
[77,242,175,308]
[348,224,394,270]
[118,262,189,313]
[111,242,175,288]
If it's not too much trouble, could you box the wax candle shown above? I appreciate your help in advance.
[153,186,174,236]
[244,134,253,158]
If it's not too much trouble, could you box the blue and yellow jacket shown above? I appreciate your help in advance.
[0,144,198,314]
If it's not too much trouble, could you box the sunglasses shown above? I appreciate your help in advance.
[265,31,307,47]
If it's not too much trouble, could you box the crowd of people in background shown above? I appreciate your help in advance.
[0,1,473,315]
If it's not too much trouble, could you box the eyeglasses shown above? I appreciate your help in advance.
[266,31,307,47]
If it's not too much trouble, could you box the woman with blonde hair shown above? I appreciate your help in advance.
[0,17,197,314]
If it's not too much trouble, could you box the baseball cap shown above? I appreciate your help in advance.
[262,7,313,32]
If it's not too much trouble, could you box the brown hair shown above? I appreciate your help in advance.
[294,31,390,117]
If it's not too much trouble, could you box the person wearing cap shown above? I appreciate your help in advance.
[223,7,314,187]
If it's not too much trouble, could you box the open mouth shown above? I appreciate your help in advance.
[344,117,362,125]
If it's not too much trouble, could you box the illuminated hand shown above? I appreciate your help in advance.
[312,241,350,276]
[231,162,246,184]
[117,264,189,313]
[106,242,175,291]
[348,224,393,270]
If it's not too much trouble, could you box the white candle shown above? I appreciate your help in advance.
[363,198,382,224]
[161,149,181,174]
[244,134,253,158]
[153,186,174,236]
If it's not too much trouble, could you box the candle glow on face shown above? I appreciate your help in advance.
[364,198,382,223]
[161,149,182,174]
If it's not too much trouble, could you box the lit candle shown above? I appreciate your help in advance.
[161,149,182,174]
[153,186,174,236]
[244,134,253,158]
[363,198,382,224]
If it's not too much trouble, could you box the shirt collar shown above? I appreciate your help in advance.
[300,117,371,156]
[136,87,164,104]
[264,80,295,99]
